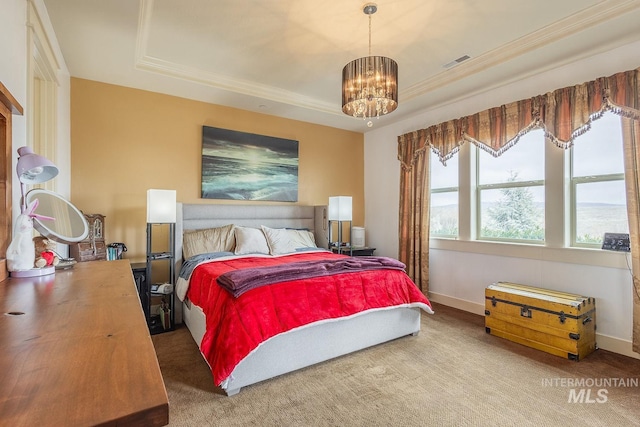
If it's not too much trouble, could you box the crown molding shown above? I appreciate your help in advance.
[401,0,640,101]
[134,0,339,115]
[133,0,640,117]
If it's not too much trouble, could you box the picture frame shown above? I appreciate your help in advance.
[201,126,299,202]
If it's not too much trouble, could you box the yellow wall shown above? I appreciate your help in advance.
[70,78,364,261]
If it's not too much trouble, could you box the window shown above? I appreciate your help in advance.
[428,112,629,251]
[430,151,458,237]
[28,2,59,192]
[571,112,628,247]
[477,130,545,242]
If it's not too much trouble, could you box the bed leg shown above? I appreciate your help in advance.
[225,387,241,397]
[411,331,419,337]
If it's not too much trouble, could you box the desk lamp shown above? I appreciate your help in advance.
[16,147,58,211]
[7,147,59,277]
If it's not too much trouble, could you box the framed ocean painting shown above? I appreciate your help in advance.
[201,126,299,202]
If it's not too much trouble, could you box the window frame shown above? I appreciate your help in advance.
[568,112,627,249]
[429,149,460,238]
[430,186,459,238]
[476,178,545,244]
[570,172,626,248]
[474,135,546,244]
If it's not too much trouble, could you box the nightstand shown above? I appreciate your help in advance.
[332,247,376,256]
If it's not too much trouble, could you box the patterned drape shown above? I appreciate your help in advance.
[398,67,640,352]
[622,118,640,354]
[397,132,430,292]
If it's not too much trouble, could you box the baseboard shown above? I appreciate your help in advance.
[595,333,640,360]
[428,291,640,360]
[428,292,486,316]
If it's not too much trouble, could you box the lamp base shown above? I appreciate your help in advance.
[9,265,55,278]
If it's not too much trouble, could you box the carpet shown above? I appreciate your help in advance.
[152,303,640,426]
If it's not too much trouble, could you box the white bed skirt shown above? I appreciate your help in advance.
[182,299,423,396]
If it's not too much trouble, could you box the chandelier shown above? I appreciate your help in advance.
[342,3,398,125]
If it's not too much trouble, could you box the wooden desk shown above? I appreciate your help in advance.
[0,260,169,426]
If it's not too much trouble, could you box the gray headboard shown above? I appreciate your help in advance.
[175,203,328,265]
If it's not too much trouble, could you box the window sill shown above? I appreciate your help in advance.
[430,237,630,269]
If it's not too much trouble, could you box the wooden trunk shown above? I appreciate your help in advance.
[485,282,596,361]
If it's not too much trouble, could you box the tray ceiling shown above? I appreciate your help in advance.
[43,0,640,132]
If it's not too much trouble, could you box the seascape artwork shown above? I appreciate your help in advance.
[201,126,299,202]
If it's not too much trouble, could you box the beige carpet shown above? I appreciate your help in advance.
[152,303,640,426]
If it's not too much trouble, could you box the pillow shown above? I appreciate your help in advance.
[234,226,270,255]
[182,224,235,259]
[261,225,317,255]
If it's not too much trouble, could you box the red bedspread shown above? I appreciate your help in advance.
[186,251,432,386]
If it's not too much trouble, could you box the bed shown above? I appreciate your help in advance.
[175,203,433,396]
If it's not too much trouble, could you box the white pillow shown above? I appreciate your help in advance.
[182,224,235,259]
[234,226,270,255]
[261,225,317,255]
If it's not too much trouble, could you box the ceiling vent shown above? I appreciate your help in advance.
[443,55,471,69]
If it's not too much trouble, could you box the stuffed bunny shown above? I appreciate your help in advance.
[7,199,54,272]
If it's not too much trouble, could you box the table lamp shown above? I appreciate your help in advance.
[147,189,177,223]
[328,196,352,252]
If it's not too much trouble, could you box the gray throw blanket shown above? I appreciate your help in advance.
[179,252,235,281]
[217,256,406,298]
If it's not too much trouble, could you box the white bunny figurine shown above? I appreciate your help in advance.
[7,199,53,272]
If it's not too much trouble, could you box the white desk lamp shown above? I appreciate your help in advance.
[8,147,89,278]
[7,147,59,277]
[16,147,59,211]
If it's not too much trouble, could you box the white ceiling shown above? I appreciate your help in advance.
[43,0,640,133]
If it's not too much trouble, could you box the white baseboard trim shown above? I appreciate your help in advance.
[428,292,640,360]
[595,333,640,360]
[428,292,486,316]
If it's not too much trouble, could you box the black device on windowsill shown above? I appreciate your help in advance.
[601,232,630,252]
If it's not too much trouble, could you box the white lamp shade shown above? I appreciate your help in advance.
[328,196,352,221]
[16,146,59,184]
[147,189,176,223]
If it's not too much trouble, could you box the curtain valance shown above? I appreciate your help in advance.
[398,67,640,167]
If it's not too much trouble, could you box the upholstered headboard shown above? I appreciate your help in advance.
[172,203,327,324]
[175,203,328,266]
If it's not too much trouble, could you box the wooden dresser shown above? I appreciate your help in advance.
[0,260,169,426]
[70,213,107,262]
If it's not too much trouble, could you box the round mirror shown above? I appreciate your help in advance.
[25,189,89,244]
